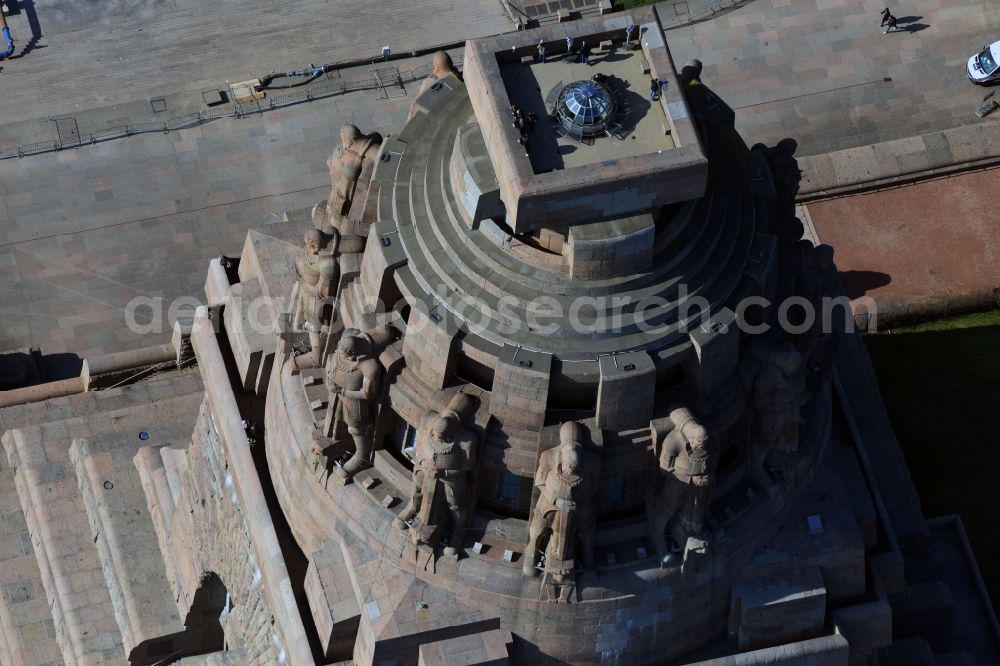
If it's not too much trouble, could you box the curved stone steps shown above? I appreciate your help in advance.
[412,144,749,353]
[402,190,735,358]
[388,85,758,361]
[406,135,739,350]
[415,96,709,300]
[411,91,739,314]
[432,127,713,300]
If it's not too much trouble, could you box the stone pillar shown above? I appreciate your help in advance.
[596,350,656,430]
[488,344,552,430]
[401,296,460,390]
[565,214,654,280]
[359,221,408,314]
[728,566,827,651]
[684,307,738,396]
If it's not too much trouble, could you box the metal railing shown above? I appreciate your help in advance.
[0,57,462,162]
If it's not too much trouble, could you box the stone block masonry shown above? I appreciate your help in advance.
[488,344,552,431]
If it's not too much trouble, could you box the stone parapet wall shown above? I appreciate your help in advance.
[797,122,1000,200]
[140,397,283,663]
[565,214,655,280]
[463,9,708,233]
[687,634,850,666]
[181,308,312,663]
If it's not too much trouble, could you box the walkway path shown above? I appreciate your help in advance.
[666,0,1000,157]
[0,82,416,359]
[0,0,511,124]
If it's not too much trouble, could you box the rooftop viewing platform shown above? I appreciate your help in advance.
[499,46,676,174]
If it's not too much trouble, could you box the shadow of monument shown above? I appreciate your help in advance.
[838,270,892,300]
[0,350,82,389]
[43,352,83,381]
[863,322,1000,605]
[615,86,651,137]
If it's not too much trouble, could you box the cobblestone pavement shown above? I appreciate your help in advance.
[665,0,1000,156]
[0,87,415,359]
[0,0,512,124]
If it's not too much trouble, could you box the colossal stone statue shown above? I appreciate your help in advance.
[750,344,809,486]
[318,124,383,234]
[523,422,599,584]
[394,409,477,555]
[649,409,715,562]
[798,244,837,307]
[294,228,340,368]
[324,331,382,481]
[797,243,842,373]
[417,51,461,97]
[768,138,801,231]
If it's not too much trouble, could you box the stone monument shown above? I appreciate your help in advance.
[316,124,382,235]
[522,421,600,590]
[1,8,996,666]
[293,228,340,368]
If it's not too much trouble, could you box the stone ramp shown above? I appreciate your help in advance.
[0,451,61,666]
[0,371,204,664]
[70,426,211,663]
[834,332,930,547]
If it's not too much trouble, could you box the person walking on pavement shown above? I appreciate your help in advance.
[880,8,891,25]
[538,39,546,63]
[883,13,898,33]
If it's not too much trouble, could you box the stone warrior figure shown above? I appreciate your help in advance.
[767,138,801,232]
[394,409,477,555]
[417,51,460,96]
[523,422,599,584]
[294,228,340,368]
[750,344,809,487]
[318,124,383,233]
[649,408,715,563]
[797,243,842,373]
[324,331,382,481]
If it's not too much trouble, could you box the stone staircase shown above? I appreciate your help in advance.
[0,449,60,666]
[377,80,762,373]
[136,396,286,665]
[0,372,205,664]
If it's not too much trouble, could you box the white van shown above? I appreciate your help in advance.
[968,41,1000,84]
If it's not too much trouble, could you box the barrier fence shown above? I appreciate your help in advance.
[0,57,462,161]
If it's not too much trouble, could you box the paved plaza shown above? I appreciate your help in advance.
[3,0,1000,365]
[0,0,513,364]
[666,0,1000,156]
[0,86,417,360]
[0,0,512,124]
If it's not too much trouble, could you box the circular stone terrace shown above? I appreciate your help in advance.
[370,77,761,389]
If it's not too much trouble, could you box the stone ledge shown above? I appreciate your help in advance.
[798,123,1000,201]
